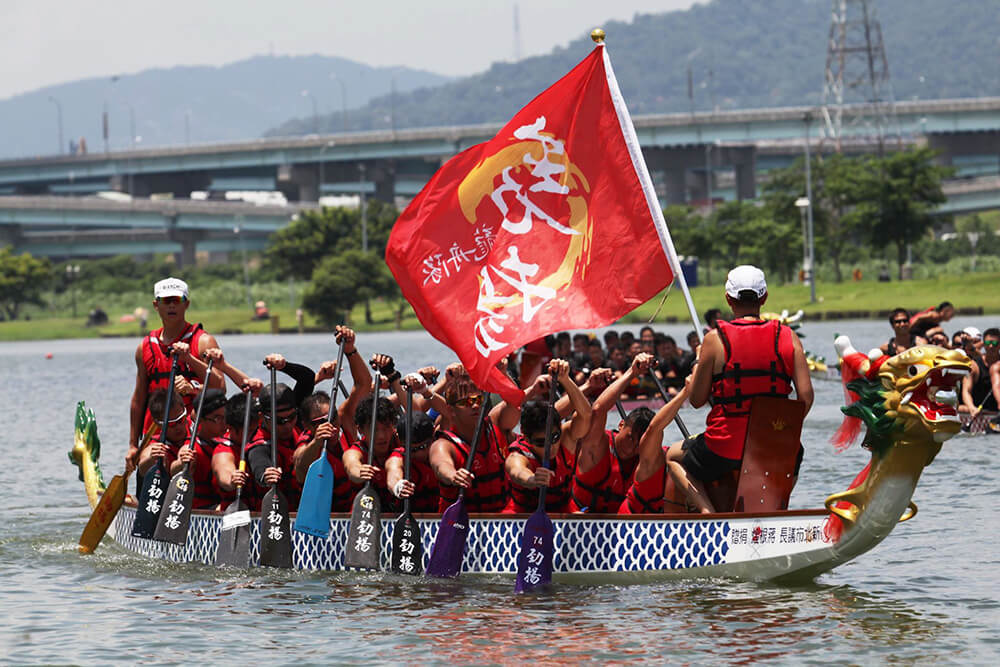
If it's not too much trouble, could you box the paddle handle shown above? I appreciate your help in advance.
[538,374,558,512]
[403,386,413,515]
[458,394,491,500]
[650,371,691,439]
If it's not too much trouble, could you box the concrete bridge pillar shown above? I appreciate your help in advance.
[167,228,206,268]
[721,146,757,201]
[277,165,319,202]
[0,224,23,249]
[370,160,396,204]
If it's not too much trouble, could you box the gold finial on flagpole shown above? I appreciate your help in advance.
[591,28,606,44]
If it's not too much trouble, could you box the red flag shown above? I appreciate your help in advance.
[386,45,675,404]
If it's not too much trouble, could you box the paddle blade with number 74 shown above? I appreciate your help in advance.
[344,486,382,570]
[514,509,554,592]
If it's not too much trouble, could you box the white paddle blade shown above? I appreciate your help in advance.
[221,510,251,531]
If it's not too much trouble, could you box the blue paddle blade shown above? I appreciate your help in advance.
[425,498,469,578]
[294,455,334,538]
[514,508,555,593]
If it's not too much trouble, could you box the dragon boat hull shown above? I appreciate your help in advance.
[104,503,858,583]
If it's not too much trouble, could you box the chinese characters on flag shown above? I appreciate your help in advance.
[386,45,675,404]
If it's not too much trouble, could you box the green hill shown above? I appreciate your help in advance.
[265,0,1000,136]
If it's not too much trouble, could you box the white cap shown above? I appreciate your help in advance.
[154,277,189,300]
[962,326,982,340]
[725,265,767,299]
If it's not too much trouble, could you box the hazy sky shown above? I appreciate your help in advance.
[1,0,699,100]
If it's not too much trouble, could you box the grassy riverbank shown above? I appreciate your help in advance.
[2,272,999,342]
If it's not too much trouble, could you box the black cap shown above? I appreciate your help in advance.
[259,382,296,413]
[397,411,436,444]
[197,388,227,415]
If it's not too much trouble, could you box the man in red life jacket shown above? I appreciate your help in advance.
[246,382,308,511]
[173,388,241,510]
[291,326,373,511]
[387,409,441,513]
[504,359,592,514]
[137,389,191,479]
[570,353,664,514]
[343,396,401,508]
[429,372,524,513]
[127,278,224,474]
[214,390,260,509]
[667,265,814,513]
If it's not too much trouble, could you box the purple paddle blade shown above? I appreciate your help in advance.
[514,508,554,593]
[425,497,469,578]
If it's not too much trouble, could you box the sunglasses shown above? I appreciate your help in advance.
[155,411,186,426]
[450,394,485,409]
[891,319,908,325]
[264,412,297,425]
[528,430,561,448]
[155,296,188,305]
[985,340,999,348]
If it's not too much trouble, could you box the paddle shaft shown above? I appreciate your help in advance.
[269,364,278,488]
[321,339,348,453]
[232,388,254,503]
[649,372,691,439]
[156,353,182,463]
[458,396,491,501]
[403,387,413,515]
[363,371,381,492]
[537,375,558,512]
[179,358,215,474]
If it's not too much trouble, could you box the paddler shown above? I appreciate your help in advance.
[428,368,524,513]
[880,307,925,355]
[503,359,591,514]
[136,389,191,479]
[909,301,955,340]
[384,373,447,512]
[666,265,813,514]
[342,395,400,508]
[127,277,224,475]
[960,327,1000,418]
[246,381,309,511]
[172,388,233,510]
[568,352,663,514]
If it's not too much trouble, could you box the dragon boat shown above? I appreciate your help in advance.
[70,344,971,583]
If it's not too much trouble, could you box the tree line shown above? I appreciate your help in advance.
[0,146,994,324]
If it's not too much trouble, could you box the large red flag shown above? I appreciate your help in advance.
[386,45,676,404]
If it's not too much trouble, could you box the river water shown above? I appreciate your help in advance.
[2,318,998,664]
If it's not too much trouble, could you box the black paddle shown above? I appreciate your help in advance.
[259,362,293,568]
[216,388,254,567]
[390,385,423,575]
[649,372,691,439]
[132,352,180,538]
[515,374,558,592]
[154,358,215,543]
[345,371,384,570]
[426,395,490,578]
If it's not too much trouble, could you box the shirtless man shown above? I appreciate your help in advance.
[909,301,955,340]
[667,265,813,513]
[127,278,223,473]
[880,308,926,355]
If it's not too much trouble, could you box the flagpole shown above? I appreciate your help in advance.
[594,29,704,342]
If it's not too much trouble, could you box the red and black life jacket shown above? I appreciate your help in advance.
[570,430,637,514]
[711,319,795,416]
[438,421,508,513]
[246,425,306,511]
[505,436,575,513]
[388,446,439,513]
[705,318,796,459]
[142,322,206,409]
[190,435,222,510]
